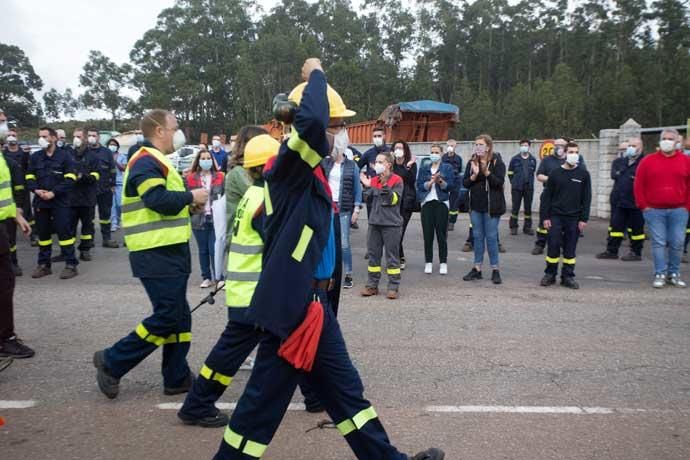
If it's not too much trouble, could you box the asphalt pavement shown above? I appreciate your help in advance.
[1,215,689,460]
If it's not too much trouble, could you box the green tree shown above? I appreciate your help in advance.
[0,43,43,126]
[79,50,133,129]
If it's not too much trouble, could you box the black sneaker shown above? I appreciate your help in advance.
[411,448,445,460]
[561,277,580,289]
[351,222,359,230]
[305,401,326,413]
[178,409,229,428]
[343,275,353,289]
[540,275,556,286]
[463,268,482,281]
[491,269,502,284]
[164,372,195,395]
[0,337,35,359]
[595,251,618,260]
[93,350,119,399]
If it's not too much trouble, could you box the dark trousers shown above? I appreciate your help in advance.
[0,222,15,340]
[606,206,645,256]
[535,191,548,247]
[448,189,460,224]
[6,219,17,265]
[510,188,534,230]
[72,206,95,252]
[421,201,448,263]
[545,215,579,279]
[97,192,113,241]
[104,275,192,387]
[192,219,216,280]
[399,209,412,260]
[213,292,407,460]
[35,206,77,267]
[684,216,689,254]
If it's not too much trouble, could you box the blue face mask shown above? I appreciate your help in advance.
[684,149,690,156]
[199,159,213,171]
[624,146,636,158]
[429,153,441,163]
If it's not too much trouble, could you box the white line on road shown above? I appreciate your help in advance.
[424,405,687,415]
[157,402,306,411]
[0,400,37,409]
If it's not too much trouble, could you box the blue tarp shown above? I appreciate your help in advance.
[398,100,459,115]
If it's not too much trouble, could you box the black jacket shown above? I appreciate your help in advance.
[392,160,418,212]
[463,154,507,217]
[508,153,537,191]
[68,148,100,207]
[543,165,592,221]
[611,155,644,209]
[86,145,116,194]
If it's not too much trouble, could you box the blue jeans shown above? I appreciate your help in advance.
[339,211,353,274]
[643,208,688,276]
[111,184,122,228]
[470,211,500,268]
[192,218,216,280]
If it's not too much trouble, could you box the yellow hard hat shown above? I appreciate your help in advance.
[244,134,280,168]
[288,82,356,118]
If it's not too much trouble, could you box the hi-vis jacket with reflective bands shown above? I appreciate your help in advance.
[26,147,76,208]
[244,69,334,340]
[226,184,264,323]
[122,146,191,252]
[0,152,20,221]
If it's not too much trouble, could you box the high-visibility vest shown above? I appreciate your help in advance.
[0,153,17,221]
[226,185,264,308]
[121,146,191,251]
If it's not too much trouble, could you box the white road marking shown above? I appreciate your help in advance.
[157,402,306,411]
[425,405,656,414]
[0,400,37,409]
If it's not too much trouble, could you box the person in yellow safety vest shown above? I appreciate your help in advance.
[178,134,287,427]
[0,149,34,359]
[92,109,209,399]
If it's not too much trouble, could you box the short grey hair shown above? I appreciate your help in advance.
[660,128,679,140]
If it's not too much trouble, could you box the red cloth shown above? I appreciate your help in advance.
[278,300,324,371]
[371,173,403,189]
[634,151,690,210]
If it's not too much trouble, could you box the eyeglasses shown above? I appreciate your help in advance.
[329,121,347,130]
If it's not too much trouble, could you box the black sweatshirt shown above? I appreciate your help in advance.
[542,165,592,221]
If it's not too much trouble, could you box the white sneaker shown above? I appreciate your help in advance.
[439,263,448,275]
[652,274,666,289]
[667,273,687,288]
[240,356,255,371]
[216,280,225,290]
[200,279,212,288]
[424,263,433,274]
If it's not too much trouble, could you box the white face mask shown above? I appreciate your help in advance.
[394,148,404,159]
[566,153,579,166]
[675,142,682,150]
[88,135,98,146]
[108,145,118,153]
[0,122,8,138]
[372,136,384,147]
[212,139,221,148]
[137,134,145,143]
[56,140,65,148]
[519,145,529,154]
[6,135,17,143]
[173,129,186,151]
[38,137,50,149]
[374,163,385,175]
[344,148,354,160]
[446,146,455,153]
[73,137,83,148]
[333,129,350,154]
[659,139,675,153]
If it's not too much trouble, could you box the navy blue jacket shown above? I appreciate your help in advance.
[245,69,333,340]
[416,161,455,203]
[26,147,76,209]
[68,147,100,207]
[125,142,194,278]
[358,144,390,177]
[441,153,463,190]
[611,154,644,209]
[87,145,117,194]
[508,153,537,191]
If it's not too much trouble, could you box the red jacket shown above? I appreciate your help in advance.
[634,150,690,210]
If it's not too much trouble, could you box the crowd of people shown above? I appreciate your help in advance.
[0,56,689,458]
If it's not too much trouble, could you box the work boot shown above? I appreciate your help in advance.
[93,350,119,399]
[60,265,78,280]
[164,372,195,395]
[0,337,35,359]
[11,264,22,277]
[79,250,92,261]
[561,277,580,289]
[448,222,455,232]
[524,228,535,236]
[462,242,473,252]
[178,409,229,428]
[510,227,518,235]
[51,253,65,263]
[360,287,378,297]
[620,252,641,262]
[102,240,120,248]
[386,290,399,299]
[498,243,506,253]
[540,275,556,287]
[411,447,445,460]
[31,265,52,279]
[463,267,482,281]
[531,245,544,255]
[595,251,618,260]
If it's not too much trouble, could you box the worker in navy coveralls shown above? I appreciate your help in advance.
[212,58,444,460]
